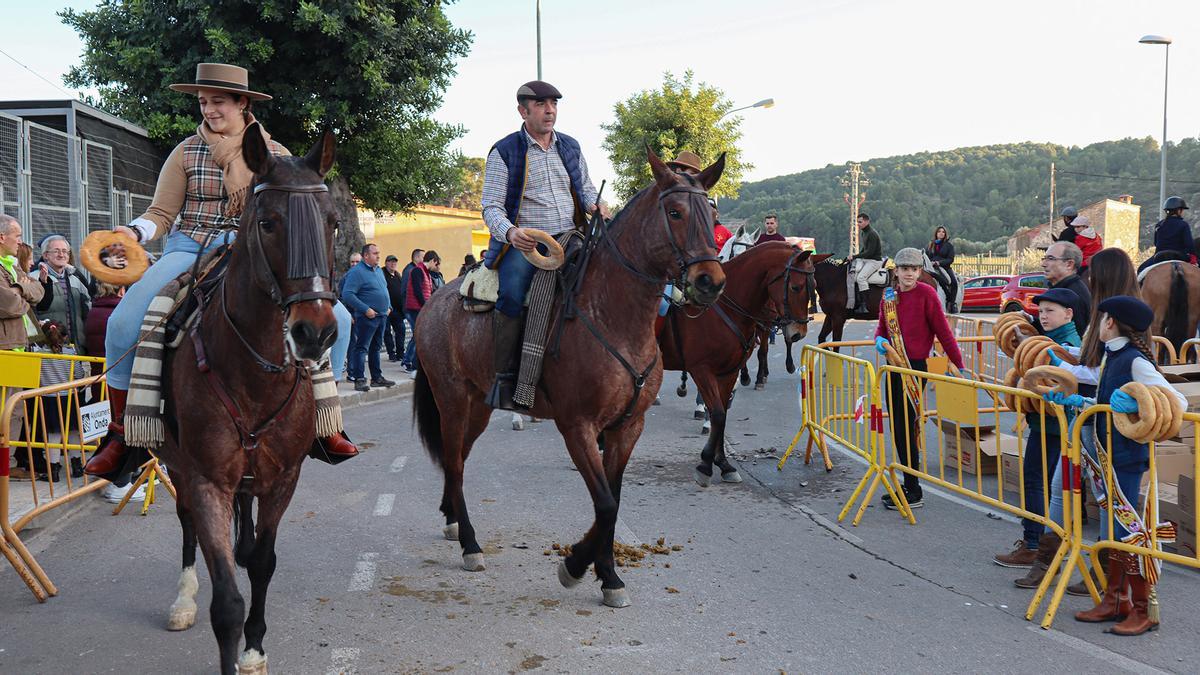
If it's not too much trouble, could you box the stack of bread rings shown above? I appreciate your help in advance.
[994,314,1082,413]
[993,313,1038,358]
[1110,382,1185,444]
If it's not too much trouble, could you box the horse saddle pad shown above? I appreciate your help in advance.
[1136,260,1176,285]
[866,259,891,286]
[458,265,529,312]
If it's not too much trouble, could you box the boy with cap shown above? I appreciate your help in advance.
[998,288,1079,571]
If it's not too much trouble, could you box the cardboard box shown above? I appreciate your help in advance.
[943,429,1021,476]
[1161,501,1197,558]
[1000,452,1021,493]
[1169,381,1200,410]
[1161,364,1200,382]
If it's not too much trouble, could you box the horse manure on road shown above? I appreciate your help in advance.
[544,538,685,568]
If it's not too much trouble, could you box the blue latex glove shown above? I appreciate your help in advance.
[1043,391,1092,408]
[1110,389,1139,414]
[875,336,890,355]
[1047,349,1064,367]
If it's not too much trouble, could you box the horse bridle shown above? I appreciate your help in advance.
[766,249,814,328]
[604,183,719,294]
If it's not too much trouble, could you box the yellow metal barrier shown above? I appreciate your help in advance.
[1179,338,1200,364]
[1149,336,1179,365]
[777,346,902,525]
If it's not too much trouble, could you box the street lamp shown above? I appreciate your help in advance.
[1140,34,1171,210]
[536,0,543,79]
[719,98,775,120]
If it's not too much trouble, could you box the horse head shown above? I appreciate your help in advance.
[645,148,726,306]
[718,225,758,263]
[240,123,339,365]
[766,248,832,342]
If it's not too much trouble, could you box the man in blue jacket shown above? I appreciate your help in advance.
[1138,196,1195,273]
[341,243,396,392]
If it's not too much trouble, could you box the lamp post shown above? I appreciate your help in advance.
[536,0,543,79]
[719,98,775,121]
[1140,34,1172,210]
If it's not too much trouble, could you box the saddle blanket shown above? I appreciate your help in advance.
[1137,260,1175,285]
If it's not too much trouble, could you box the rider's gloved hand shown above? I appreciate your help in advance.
[1110,390,1139,414]
[875,336,890,355]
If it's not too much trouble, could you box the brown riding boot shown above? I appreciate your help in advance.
[485,312,524,411]
[1014,532,1061,589]
[1075,551,1133,623]
[308,431,360,465]
[84,388,129,477]
[1067,547,1108,597]
[1109,556,1159,636]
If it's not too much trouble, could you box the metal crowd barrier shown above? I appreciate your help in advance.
[1179,338,1200,364]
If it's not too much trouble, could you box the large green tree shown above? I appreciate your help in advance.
[601,71,751,202]
[60,0,471,264]
[437,155,485,210]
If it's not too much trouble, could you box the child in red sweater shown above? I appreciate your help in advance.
[874,247,964,509]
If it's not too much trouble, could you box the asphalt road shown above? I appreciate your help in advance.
[1,316,1196,674]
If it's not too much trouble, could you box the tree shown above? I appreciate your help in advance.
[601,71,751,202]
[60,0,472,265]
[437,156,486,211]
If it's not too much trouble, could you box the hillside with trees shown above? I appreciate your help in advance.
[721,137,1200,255]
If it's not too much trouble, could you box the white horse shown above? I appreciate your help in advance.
[922,250,964,313]
[718,225,759,262]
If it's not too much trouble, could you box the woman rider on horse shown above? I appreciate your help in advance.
[85,63,358,477]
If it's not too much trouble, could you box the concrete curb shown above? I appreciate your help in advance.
[338,378,414,409]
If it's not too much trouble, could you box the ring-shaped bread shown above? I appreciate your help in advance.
[1112,381,1158,444]
[1022,365,1079,397]
[79,230,149,285]
[520,229,567,271]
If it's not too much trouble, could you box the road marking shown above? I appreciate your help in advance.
[614,518,642,546]
[827,439,1021,524]
[326,647,361,675]
[347,552,378,592]
[373,494,395,517]
[1031,626,1169,674]
[390,456,408,473]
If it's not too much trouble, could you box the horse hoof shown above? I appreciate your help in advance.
[443,523,459,541]
[693,407,706,420]
[694,467,712,487]
[462,553,486,572]
[701,423,710,435]
[558,561,585,588]
[237,649,268,675]
[166,603,196,631]
[676,384,687,397]
[530,417,543,423]
[721,469,743,483]
[512,417,525,431]
[602,587,632,608]
[754,383,765,391]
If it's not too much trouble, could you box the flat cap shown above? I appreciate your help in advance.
[385,254,399,262]
[894,247,924,267]
[516,80,562,101]
[1097,295,1154,332]
[1033,287,1079,308]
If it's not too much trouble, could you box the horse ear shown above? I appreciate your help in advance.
[812,253,833,265]
[242,122,274,176]
[305,127,337,177]
[696,152,726,192]
[795,250,813,263]
[646,145,677,191]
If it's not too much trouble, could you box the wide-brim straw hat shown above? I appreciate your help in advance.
[667,150,704,173]
[170,63,272,101]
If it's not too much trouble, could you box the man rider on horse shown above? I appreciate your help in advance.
[1053,205,1079,245]
[846,212,883,314]
[479,80,609,410]
[85,64,359,477]
[1137,196,1194,273]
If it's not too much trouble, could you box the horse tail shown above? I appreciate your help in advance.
[232,492,256,568]
[1166,262,1191,351]
[412,367,444,467]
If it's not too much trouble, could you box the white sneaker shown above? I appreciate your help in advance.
[102,481,146,504]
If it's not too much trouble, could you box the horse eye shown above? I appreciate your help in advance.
[258,218,274,232]
[790,285,802,292]
[668,209,682,219]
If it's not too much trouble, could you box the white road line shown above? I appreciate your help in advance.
[1031,626,1169,674]
[326,646,362,675]
[347,552,378,592]
[614,517,642,546]
[373,494,395,517]
[389,456,408,473]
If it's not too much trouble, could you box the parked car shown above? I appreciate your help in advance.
[959,275,1011,312]
[1000,273,1048,315]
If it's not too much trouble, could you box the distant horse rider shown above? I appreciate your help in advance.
[1137,196,1195,274]
[926,226,958,312]
[846,212,883,314]
[1054,205,1079,245]
[479,80,608,410]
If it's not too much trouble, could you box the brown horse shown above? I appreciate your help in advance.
[660,243,827,485]
[153,126,339,674]
[413,150,726,608]
[1142,260,1200,357]
[813,260,940,344]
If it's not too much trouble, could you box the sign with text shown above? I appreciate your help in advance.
[79,400,112,443]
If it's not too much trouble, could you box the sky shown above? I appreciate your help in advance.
[5,0,1199,191]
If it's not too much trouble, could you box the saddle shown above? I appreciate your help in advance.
[864,257,891,287]
[163,246,233,346]
[458,234,585,312]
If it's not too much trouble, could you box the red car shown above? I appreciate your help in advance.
[959,275,1011,312]
[1000,273,1048,314]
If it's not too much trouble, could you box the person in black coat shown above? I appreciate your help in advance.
[1053,206,1079,245]
[927,226,958,312]
[383,254,407,362]
[1138,196,1195,273]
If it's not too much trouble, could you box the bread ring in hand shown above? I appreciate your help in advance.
[1029,343,1080,370]
[520,229,566,271]
[883,342,906,369]
[1154,385,1185,441]
[1112,382,1157,443]
[993,312,1027,335]
[1023,365,1079,397]
[997,321,1037,359]
[1146,386,1173,442]
[80,230,149,285]
[1014,336,1053,374]
[1004,368,1026,414]
[1020,338,1061,373]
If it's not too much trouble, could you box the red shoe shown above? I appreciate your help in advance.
[308,431,359,465]
[84,388,128,477]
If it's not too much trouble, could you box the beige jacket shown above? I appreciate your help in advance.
[0,263,45,350]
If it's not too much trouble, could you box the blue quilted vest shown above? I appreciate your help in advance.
[1096,342,1149,472]
[483,128,587,268]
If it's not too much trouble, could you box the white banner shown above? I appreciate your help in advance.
[79,400,112,443]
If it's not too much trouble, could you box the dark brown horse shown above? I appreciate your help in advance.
[813,260,940,344]
[413,150,726,608]
[660,243,827,486]
[155,126,339,674]
[1142,260,1200,357]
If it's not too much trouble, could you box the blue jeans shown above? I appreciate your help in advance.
[1022,430,1062,549]
[105,231,233,390]
[404,309,421,370]
[330,301,352,382]
[347,313,385,381]
[494,241,542,318]
[383,310,406,359]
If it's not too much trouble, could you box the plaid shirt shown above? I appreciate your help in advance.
[174,136,288,249]
[481,129,599,242]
